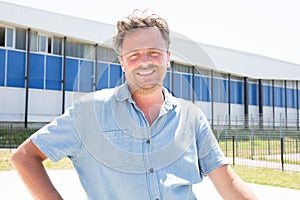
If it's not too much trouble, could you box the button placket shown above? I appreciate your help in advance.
[143,135,161,200]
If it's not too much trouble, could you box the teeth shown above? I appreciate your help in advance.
[138,70,154,75]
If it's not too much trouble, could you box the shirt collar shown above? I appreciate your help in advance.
[114,82,178,110]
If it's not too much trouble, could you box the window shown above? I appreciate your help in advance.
[173,62,190,74]
[38,35,47,52]
[97,46,118,63]
[0,27,4,46]
[66,40,94,59]
[53,37,62,55]
[15,28,26,50]
[30,31,38,51]
[47,37,52,53]
[0,27,14,47]
[6,28,13,47]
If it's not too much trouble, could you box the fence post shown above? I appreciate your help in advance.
[280,137,284,171]
[232,136,235,166]
[9,124,13,152]
[251,116,255,160]
[296,138,299,153]
[225,131,228,157]
[267,118,271,155]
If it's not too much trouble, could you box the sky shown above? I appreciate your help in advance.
[1,0,300,65]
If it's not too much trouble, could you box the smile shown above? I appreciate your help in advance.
[137,70,155,75]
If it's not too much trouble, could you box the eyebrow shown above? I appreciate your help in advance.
[122,48,167,56]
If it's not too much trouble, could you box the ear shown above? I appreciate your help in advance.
[118,56,125,72]
[166,51,171,68]
[118,56,123,65]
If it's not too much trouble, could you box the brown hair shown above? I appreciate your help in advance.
[113,9,171,55]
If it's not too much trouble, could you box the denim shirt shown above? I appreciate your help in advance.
[31,83,228,200]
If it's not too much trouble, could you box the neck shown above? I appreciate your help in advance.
[131,87,164,125]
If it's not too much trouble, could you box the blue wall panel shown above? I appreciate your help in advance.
[79,60,94,92]
[182,74,191,100]
[7,50,25,88]
[173,72,181,98]
[29,53,44,89]
[230,81,243,104]
[213,79,227,103]
[163,71,171,92]
[201,76,210,102]
[110,64,123,88]
[46,56,62,90]
[274,87,284,107]
[0,49,5,86]
[96,62,108,90]
[223,80,228,103]
[194,75,201,102]
[286,88,295,108]
[213,79,219,102]
[298,89,300,109]
[263,85,272,106]
[248,83,258,105]
[65,58,79,91]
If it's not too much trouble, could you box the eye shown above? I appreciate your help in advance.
[148,50,163,57]
[149,51,160,57]
[126,52,140,60]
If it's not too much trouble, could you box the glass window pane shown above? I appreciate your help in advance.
[0,27,4,47]
[47,37,52,53]
[30,31,37,51]
[15,28,26,50]
[6,28,13,47]
[53,37,62,55]
[38,35,47,52]
[96,46,118,63]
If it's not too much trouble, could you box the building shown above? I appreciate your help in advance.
[0,1,299,129]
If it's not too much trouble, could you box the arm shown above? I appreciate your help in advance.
[208,164,258,200]
[10,139,63,200]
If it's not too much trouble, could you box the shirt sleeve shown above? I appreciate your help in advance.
[30,106,82,162]
[196,110,229,175]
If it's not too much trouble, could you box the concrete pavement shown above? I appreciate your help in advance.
[0,170,299,199]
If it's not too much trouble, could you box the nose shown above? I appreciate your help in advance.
[139,53,152,64]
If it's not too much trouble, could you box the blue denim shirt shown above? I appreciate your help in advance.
[31,83,228,200]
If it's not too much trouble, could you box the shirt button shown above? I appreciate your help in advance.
[146,139,150,144]
[149,168,154,172]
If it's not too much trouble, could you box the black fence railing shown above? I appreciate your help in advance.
[1,124,300,173]
[218,134,300,172]
[0,124,37,150]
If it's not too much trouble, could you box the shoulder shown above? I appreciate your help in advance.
[177,98,204,117]
[73,88,116,106]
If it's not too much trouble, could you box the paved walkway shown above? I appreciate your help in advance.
[0,170,299,199]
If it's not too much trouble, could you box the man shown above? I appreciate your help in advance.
[11,9,257,200]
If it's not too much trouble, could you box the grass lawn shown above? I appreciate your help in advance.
[231,165,300,190]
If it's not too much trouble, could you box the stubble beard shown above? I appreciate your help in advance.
[128,64,165,95]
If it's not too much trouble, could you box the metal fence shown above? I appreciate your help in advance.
[217,130,300,172]
[1,123,300,173]
[0,124,36,150]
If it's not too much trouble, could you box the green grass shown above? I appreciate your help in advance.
[232,165,300,190]
[0,128,37,148]
[1,151,299,190]
[0,151,73,171]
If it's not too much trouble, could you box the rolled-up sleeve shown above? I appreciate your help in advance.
[196,110,229,175]
[30,106,82,162]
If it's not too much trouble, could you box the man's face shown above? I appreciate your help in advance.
[119,27,170,94]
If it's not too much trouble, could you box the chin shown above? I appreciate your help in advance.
[136,84,161,94]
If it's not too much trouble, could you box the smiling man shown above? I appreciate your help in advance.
[118,27,170,124]
[11,9,257,200]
